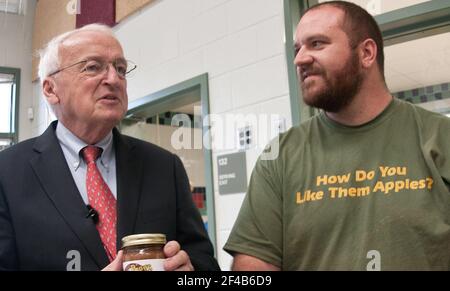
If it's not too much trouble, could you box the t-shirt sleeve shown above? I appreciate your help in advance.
[223,153,283,267]
[421,113,450,190]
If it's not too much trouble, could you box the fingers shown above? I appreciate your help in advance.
[163,241,194,271]
[102,250,123,271]
[163,240,180,258]
[164,250,194,271]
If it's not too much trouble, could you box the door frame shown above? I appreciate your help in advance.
[124,73,217,255]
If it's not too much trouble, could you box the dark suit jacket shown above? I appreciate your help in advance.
[0,121,220,270]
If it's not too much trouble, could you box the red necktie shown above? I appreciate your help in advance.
[82,146,117,261]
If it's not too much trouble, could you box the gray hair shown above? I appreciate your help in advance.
[38,23,115,84]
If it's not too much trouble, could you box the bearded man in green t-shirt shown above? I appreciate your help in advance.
[224,1,450,271]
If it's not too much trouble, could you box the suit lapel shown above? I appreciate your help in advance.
[30,122,109,268]
[114,129,143,249]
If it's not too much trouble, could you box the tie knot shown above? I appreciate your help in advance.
[82,146,102,164]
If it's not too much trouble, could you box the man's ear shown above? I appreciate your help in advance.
[359,38,377,69]
[42,78,60,105]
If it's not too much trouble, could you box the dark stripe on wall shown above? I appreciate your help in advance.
[76,0,116,28]
[393,82,450,104]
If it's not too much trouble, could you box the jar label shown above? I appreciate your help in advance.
[123,259,165,271]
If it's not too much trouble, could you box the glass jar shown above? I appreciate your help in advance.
[121,233,166,271]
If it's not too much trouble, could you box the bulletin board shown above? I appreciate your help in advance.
[116,0,154,23]
[32,0,76,81]
[32,0,155,81]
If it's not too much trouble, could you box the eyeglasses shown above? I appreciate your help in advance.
[48,59,137,79]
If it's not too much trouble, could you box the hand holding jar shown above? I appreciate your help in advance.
[102,234,194,271]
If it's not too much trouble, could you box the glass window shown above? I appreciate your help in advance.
[0,139,12,151]
[318,0,432,16]
[0,73,14,133]
[0,0,26,15]
[385,32,450,115]
[0,68,19,149]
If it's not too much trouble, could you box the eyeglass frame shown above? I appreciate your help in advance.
[47,58,137,79]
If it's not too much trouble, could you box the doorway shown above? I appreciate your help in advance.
[120,73,217,253]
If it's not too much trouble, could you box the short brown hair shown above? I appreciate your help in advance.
[303,1,385,77]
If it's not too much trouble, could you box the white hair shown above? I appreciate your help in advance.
[38,24,115,84]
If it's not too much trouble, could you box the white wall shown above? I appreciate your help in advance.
[114,0,292,270]
[0,0,39,142]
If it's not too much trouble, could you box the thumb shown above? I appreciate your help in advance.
[102,250,123,271]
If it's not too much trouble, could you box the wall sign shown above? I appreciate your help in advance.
[217,152,247,195]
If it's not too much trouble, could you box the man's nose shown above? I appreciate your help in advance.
[102,63,122,85]
[294,47,313,67]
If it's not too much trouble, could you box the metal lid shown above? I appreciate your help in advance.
[121,233,166,248]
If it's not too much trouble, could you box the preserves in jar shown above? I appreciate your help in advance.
[121,233,166,271]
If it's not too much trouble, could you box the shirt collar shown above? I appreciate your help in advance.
[56,121,114,170]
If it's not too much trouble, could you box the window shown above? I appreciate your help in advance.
[0,67,20,151]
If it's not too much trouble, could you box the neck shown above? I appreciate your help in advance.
[325,77,392,126]
[58,119,114,144]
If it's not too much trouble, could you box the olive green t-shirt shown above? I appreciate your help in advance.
[224,98,450,270]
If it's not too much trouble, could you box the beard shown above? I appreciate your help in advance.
[300,51,363,113]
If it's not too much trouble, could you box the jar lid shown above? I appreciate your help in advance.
[121,233,167,248]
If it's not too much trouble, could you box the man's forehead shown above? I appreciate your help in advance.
[299,6,344,29]
[60,31,124,60]
[62,30,114,46]
[296,6,345,40]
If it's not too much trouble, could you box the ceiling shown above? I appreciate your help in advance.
[127,88,201,122]
[319,0,431,16]
[385,31,450,93]
[171,101,201,115]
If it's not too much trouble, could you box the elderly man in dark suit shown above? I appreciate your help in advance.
[0,24,219,271]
